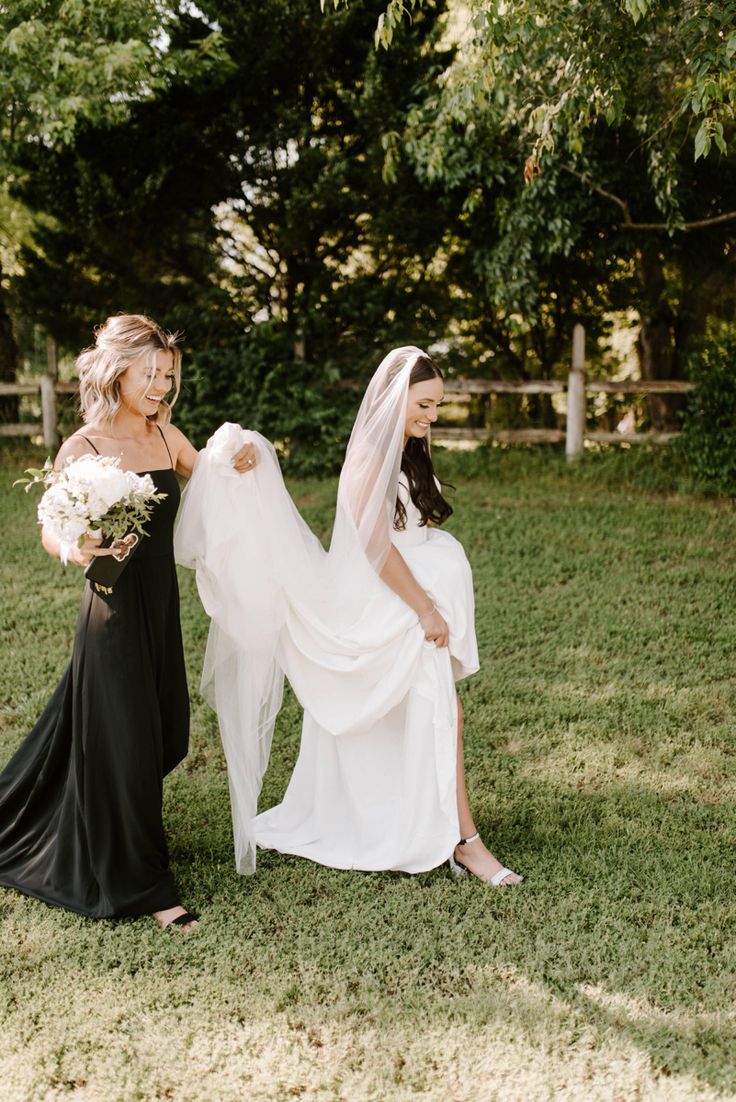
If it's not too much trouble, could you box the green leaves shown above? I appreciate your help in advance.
[374,0,422,49]
[0,1,234,280]
[694,119,728,162]
[681,323,736,495]
[622,0,651,24]
[13,459,54,492]
[694,122,711,162]
[0,1,233,156]
[331,0,736,181]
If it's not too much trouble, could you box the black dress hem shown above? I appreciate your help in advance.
[0,467,189,921]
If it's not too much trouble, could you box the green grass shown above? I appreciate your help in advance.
[1,442,735,1102]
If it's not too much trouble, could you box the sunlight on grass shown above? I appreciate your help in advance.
[579,983,736,1031]
[523,746,734,796]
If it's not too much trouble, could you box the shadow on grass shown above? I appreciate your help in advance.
[134,766,736,1096]
[2,446,735,1099]
[1,737,733,1098]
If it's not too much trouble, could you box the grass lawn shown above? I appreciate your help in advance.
[0,442,734,1102]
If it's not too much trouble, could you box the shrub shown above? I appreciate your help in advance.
[176,323,357,477]
[679,324,736,497]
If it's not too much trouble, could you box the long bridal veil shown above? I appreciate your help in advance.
[174,347,443,873]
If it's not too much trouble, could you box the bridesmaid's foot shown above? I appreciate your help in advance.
[153,905,199,934]
[453,833,522,886]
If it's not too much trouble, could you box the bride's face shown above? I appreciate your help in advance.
[404,376,444,443]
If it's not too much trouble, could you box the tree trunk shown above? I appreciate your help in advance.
[527,310,566,429]
[0,272,19,424]
[635,245,677,430]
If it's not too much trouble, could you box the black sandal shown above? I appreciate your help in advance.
[168,911,199,927]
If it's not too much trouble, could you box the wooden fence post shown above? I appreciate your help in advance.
[46,335,58,381]
[40,375,58,449]
[566,324,586,462]
[41,337,60,450]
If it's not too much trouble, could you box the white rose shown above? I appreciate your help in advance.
[85,489,108,521]
[63,455,131,518]
[58,517,89,543]
[38,483,88,543]
[81,469,128,514]
[130,472,156,497]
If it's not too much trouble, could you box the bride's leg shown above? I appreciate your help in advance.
[454,695,522,885]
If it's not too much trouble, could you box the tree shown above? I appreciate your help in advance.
[12,0,459,466]
[358,0,736,187]
[0,0,228,412]
[203,0,455,363]
[330,0,736,426]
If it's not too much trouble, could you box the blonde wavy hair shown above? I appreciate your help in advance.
[77,314,182,426]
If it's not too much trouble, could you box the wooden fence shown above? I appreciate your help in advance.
[0,378,77,449]
[0,337,73,449]
[0,325,693,460]
[435,325,693,461]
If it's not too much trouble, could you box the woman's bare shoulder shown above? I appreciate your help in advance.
[54,429,100,467]
[161,421,196,458]
[161,421,188,446]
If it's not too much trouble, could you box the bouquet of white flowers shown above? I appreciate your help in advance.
[17,455,167,590]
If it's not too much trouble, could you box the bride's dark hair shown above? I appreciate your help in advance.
[395,355,453,530]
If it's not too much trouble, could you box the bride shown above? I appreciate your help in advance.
[175,346,521,886]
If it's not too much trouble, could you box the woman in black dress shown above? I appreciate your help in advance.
[0,314,255,931]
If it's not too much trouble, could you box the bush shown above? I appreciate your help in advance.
[679,324,736,497]
[175,323,357,477]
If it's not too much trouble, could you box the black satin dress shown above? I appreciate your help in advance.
[0,464,189,918]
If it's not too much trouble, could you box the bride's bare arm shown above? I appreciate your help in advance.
[379,545,449,647]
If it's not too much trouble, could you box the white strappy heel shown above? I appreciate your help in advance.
[448,831,523,886]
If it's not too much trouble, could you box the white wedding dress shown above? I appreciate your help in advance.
[254,475,479,872]
[174,346,480,876]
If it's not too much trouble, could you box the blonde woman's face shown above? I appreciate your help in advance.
[119,350,176,417]
[404,376,444,443]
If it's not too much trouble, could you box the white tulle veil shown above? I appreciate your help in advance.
[174,346,429,873]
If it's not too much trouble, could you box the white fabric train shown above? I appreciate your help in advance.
[174,349,479,874]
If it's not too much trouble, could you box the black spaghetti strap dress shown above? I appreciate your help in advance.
[0,432,189,918]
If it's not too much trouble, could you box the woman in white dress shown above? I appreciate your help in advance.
[175,347,521,886]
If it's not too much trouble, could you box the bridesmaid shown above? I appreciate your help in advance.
[0,314,255,932]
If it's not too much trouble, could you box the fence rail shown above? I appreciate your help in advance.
[0,376,74,447]
[0,325,693,460]
[442,378,692,396]
[0,382,77,396]
[0,338,70,448]
[435,325,693,460]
